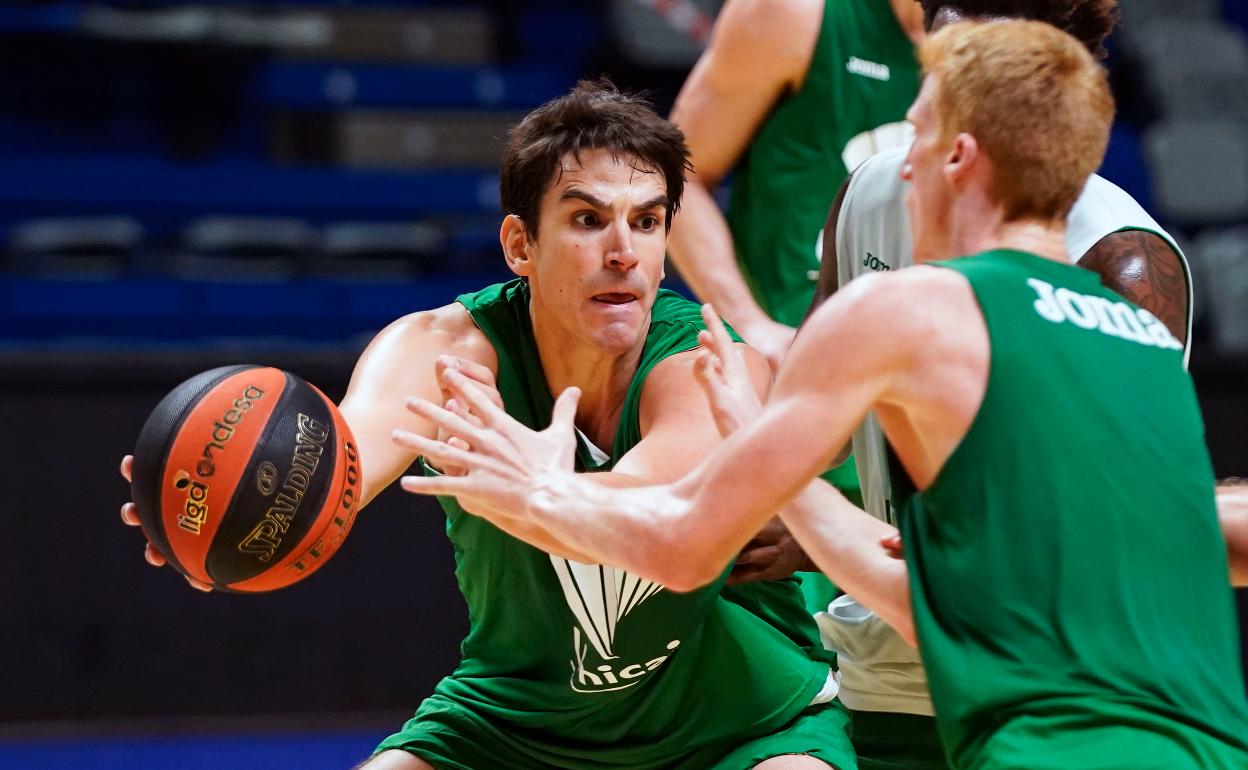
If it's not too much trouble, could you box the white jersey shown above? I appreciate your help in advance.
[822,145,1193,715]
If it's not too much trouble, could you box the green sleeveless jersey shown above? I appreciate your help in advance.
[727,0,919,327]
[385,280,834,769]
[898,250,1248,769]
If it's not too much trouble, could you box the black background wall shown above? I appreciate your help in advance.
[1,347,1245,724]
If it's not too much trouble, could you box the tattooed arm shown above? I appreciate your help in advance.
[1078,229,1189,347]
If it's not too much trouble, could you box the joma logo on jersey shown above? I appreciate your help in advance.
[863,253,892,272]
[846,56,890,81]
[1027,277,1183,351]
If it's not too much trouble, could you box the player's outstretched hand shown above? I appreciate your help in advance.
[119,455,213,592]
[694,304,765,438]
[394,369,581,522]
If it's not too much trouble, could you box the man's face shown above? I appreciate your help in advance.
[901,75,955,263]
[520,148,669,355]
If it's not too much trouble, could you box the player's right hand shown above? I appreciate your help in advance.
[119,455,213,592]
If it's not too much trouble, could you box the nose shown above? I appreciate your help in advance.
[604,218,638,270]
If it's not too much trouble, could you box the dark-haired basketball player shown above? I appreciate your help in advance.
[121,81,855,770]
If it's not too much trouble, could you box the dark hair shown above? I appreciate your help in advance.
[916,0,1120,60]
[499,79,692,239]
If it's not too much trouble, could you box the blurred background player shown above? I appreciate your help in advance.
[666,0,925,620]
[402,20,1248,770]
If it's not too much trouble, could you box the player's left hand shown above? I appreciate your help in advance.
[729,517,816,584]
[393,368,581,524]
[694,304,764,438]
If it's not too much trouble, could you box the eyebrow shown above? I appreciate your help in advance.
[559,188,670,213]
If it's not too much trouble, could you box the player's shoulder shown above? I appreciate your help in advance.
[839,145,909,221]
[840,261,963,300]
[373,302,495,367]
[852,145,909,180]
[819,265,970,341]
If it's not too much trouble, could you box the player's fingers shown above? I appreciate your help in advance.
[399,472,477,499]
[144,542,167,567]
[727,564,775,585]
[550,387,581,434]
[186,577,213,593]
[701,304,746,378]
[734,543,782,568]
[446,398,484,430]
[406,396,492,450]
[438,356,504,409]
[442,369,511,430]
[880,533,904,558]
[392,428,483,473]
[693,349,722,383]
[120,502,141,527]
[443,436,471,477]
[120,455,133,483]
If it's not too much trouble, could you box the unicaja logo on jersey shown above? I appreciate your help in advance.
[550,556,683,693]
[1027,278,1183,351]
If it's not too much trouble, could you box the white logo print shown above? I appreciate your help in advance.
[846,56,890,81]
[551,556,682,693]
[1026,277,1183,351]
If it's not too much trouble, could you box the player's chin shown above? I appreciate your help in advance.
[582,314,645,353]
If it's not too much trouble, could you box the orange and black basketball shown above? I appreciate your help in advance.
[130,365,361,592]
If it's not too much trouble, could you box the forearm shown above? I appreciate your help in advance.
[667,179,771,332]
[1217,481,1248,587]
[780,480,915,644]
[525,472,701,586]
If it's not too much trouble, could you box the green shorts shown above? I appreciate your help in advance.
[710,700,857,770]
[848,709,950,770]
[375,697,857,770]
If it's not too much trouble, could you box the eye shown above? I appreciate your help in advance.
[573,212,600,228]
[637,215,660,231]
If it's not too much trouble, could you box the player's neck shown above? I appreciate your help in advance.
[529,314,641,448]
[983,219,1067,263]
[948,199,1067,264]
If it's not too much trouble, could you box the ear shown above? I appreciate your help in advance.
[943,132,980,189]
[500,214,535,278]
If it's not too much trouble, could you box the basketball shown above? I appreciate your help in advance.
[130,365,361,592]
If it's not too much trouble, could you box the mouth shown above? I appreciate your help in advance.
[591,292,638,305]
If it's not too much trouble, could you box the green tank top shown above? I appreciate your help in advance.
[420,279,833,768]
[727,0,919,327]
[899,250,1248,769]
